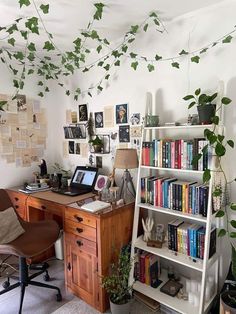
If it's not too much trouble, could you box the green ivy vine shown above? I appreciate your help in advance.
[0,0,235,108]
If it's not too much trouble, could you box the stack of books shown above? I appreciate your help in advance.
[19,182,50,193]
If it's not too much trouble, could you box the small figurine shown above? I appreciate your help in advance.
[39,159,47,177]
[142,217,154,242]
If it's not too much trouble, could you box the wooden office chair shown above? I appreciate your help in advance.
[0,189,62,314]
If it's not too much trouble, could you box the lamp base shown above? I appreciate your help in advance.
[119,169,136,203]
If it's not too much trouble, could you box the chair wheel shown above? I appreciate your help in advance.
[56,293,62,302]
[43,274,50,281]
[2,281,10,289]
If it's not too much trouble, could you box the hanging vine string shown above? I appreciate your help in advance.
[0,0,235,108]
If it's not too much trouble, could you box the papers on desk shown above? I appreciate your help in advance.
[81,200,110,212]
[19,182,51,194]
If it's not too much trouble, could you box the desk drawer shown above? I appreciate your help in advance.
[65,208,96,228]
[65,232,97,256]
[28,198,63,217]
[65,220,96,242]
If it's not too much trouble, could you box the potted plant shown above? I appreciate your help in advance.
[102,247,133,314]
[187,92,236,311]
[183,88,231,124]
[89,135,103,153]
[52,163,72,188]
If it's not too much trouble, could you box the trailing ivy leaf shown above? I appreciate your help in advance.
[153,19,160,26]
[0,100,7,111]
[73,37,81,48]
[97,61,104,67]
[14,51,24,61]
[131,61,138,70]
[179,49,188,55]
[188,101,196,109]
[130,52,137,59]
[128,38,135,44]
[231,221,236,228]
[230,232,236,238]
[202,144,209,154]
[218,229,226,237]
[28,69,34,75]
[103,38,110,45]
[147,64,154,72]
[227,140,234,148]
[28,42,36,51]
[122,45,128,53]
[183,95,194,101]
[19,0,30,7]
[114,60,120,66]
[58,83,64,87]
[20,30,28,39]
[215,142,226,156]
[27,52,35,61]
[88,92,92,97]
[93,3,105,20]
[74,95,78,101]
[217,134,225,143]
[143,24,148,32]
[213,187,222,197]
[208,134,217,145]
[40,4,49,14]
[38,92,44,97]
[43,41,55,51]
[96,45,102,53]
[38,81,43,86]
[65,90,70,96]
[90,30,99,39]
[195,88,201,96]
[19,81,24,90]
[8,38,15,46]
[230,203,236,210]
[97,85,103,91]
[171,62,179,69]
[25,17,39,34]
[45,87,50,92]
[130,25,139,34]
[212,42,218,47]
[155,54,162,61]
[103,64,110,71]
[222,35,233,43]
[221,97,232,105]
[191,153,202,166]
[200,48,208,54]
[149,12,158,18]
[191,56,200,63]
[212,116,219,125]
[105,74,110,80]
[13,79,19,88]
[7,24,18,35]
[215,210,225,218]
[203,169,211,183]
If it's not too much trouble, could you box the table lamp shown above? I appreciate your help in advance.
[114,148,138,203]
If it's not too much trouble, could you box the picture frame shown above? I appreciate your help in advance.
[116,103,128,124]
[94,174,108,191]
[63,124,86,139]
[94,112,104,128]
[78,104,88,122]
[119,125,130,143]
[90,134,110,154]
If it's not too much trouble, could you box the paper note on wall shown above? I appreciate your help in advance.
[104,106,114,128]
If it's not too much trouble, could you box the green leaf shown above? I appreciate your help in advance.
[90,30,99,39]
[19,81,24,90]
[14,51,24,61]
[43,41,55,51]
[200,48,208,54]
[230,232,236,238]
[25,17,39,34]
[171,62,179,69]
[105,74,110,80]
[93,3,105,20]
[155,54,162,61]
[203,169,211,183]
[149,12,158,18]
[183,95,194,101]
[96,45,102,53]
[65,90,70,96]
[191,153,202,166]
[153,19,160,26]
[19,0,30,8]
[28,42,36,51]
[231,221,236,228]
[188,101,196,109]
[147,64,154,72]
[7,24,18,35]
[103,38,110,45]
[218,229,226,237]
[114,60,120,66]
[73,37,81,48]
[212,116,219,125]
[97,85,103,91]
[221,97,232,105]
[103,64,110,71]
[179,49,188,55]
[215,142,226,156]
[209,92,218,102]
[8,38,15,46]
[213,188,222,197]
[28,69,34,75]
[128,38,135,44]
[88,92,92,97]
[97,61,104,67]
[40,4,49,14]
[0,101,7,111]
[227,140,234,148]
[20,31,28,40]
[143,24,148,32]
[230,203,236,210]
[122,45,128,53]
[212,42,218,47]
[217,134,225,142]
[222,35,233,43]
[215,210,225,218]
[130,52,137,59]
[27,52,35,61]
[45,86,49,92]
[130,25,139,34]
[195,88,201,96]
[38,92,44,97]
[38,81,43,86]
[191,56,200,63]
[13,79,19,88]
[131,61,138,70]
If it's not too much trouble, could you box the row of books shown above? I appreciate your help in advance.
[134,250,161,288]
[142,138,211,171]
[140,176,209,217]
[168,219,216,259]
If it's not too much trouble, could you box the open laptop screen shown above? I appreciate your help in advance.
[71,166,98,188]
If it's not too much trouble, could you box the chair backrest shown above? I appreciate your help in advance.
[0,189,14,212]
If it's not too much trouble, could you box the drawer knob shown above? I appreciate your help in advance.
[75,216,83,222]
[41,205,46,210]
[15,205,19,209]
[76,227,83,233]
[76,240,83,247]
[15,197,19,201]
[67,263,71,271]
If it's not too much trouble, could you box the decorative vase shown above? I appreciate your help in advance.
[197,104,216,124]
[93,144,102,153]
[109,299,131,314]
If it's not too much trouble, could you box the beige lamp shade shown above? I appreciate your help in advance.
[114,148,138,169]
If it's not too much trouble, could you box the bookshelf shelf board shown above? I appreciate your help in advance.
[140,165,204,174]
[137,203,207,223]
[134,236,204,272]
[133,279,199,314]
[144,124,213,130]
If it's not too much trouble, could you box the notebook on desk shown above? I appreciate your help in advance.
[52,166,98,196]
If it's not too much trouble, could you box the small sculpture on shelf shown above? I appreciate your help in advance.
[89,135,103,153]
[142,217,154,242]
[39,159,47,177]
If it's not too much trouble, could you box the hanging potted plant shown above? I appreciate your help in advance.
[102,247,133,314]
[186,91,236,312]
[89,135,103,153]
[183,88,231,124]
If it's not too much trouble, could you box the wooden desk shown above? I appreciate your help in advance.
[6,188,134,313]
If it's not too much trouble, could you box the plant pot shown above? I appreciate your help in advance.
[109,299,131,314]
[197,104,216,124]
[220,290,236,313]
[93,144,102,153]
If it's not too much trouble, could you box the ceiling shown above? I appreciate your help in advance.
[0,0,226,50]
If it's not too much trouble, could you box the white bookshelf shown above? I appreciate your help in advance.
[130,123,220,314]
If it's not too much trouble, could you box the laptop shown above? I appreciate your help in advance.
[52,166,98,196]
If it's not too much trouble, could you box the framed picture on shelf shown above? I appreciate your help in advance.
[119,125,130,142]
[90,134,110,154]
[78,104,88,121]
[94,174,108,191]
[63,125,86,139]
[94,112,104,128]
[116,103,128,124]
[96,156,103,169]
